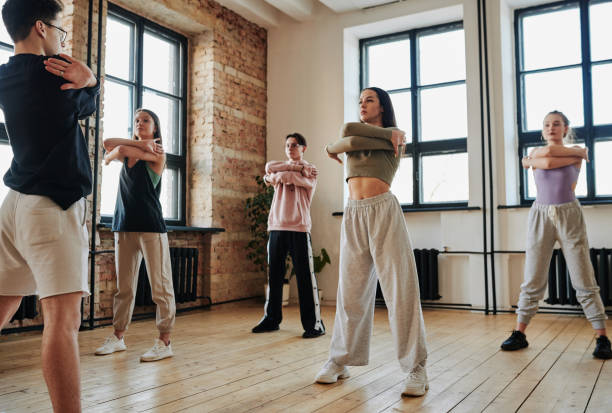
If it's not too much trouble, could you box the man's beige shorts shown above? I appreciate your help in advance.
[0,189,90,299]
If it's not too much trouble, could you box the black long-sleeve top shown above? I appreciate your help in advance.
[0,54,99,209]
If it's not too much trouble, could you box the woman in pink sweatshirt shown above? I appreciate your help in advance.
[251,133,325,339]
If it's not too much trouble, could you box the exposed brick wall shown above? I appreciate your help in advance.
[184,1,268,303]
[6,0,267,330]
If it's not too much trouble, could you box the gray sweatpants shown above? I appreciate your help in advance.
[329,191,428,373]
[517,200,607,329]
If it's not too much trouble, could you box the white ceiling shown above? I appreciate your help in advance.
[215,0,403,27]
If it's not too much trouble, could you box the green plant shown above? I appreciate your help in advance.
[245,175,274,272]
[245,175,332,282]
[285,248,331,281]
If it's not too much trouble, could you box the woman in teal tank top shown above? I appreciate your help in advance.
[96,109,177,362]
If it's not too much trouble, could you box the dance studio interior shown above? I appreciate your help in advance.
[1,0,612,411]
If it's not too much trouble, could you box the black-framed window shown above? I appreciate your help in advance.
[100,3,188,225]
[516,0,612,203]
[360,22,468,207]
[0,0,14,204]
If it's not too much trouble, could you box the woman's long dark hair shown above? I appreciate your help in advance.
[363,87,397,128]
[133,108,162,145]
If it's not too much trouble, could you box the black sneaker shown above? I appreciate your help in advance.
[302,329,325,339]
[501,330,528,351]
[593,335,612,359]
[251,318,280,333]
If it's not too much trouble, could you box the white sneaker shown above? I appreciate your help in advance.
[140,338,173,362]
[95,334,127,355]
[402,364,429,397]
[315,360,350,384]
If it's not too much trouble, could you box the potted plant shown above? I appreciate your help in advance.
[245,175,331,304]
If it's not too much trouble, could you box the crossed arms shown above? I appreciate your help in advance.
[325,122,405,164]
[103,138,165,172]
[264,161,317,189]
[522,145,588,170]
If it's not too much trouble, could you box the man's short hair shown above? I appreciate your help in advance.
[2,0,63,43]
[286,132,307,147]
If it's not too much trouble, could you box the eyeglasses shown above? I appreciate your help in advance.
[43,21,67,43]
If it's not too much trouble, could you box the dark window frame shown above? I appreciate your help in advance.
[101,3,188,226]
[515,0,612,204]
[0,37,13,143]
[360,21,468,209]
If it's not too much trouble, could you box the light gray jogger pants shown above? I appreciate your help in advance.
[329,191,428,373]
[517,200,607,329]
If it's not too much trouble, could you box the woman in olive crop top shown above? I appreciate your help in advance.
[315,87,429,397]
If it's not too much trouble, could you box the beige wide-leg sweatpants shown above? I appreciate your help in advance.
[517,200,607,329]
[113,232,176,333]
[329,191,428,373]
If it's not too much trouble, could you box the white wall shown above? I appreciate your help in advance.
[267,0,612,309]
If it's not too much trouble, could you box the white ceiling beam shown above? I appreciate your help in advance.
[264,0,314,21]
[318,0,359,13]
[215,0,280,28]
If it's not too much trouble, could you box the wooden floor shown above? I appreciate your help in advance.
[1,302,611,412]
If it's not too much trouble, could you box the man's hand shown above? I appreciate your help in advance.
[44,53,97,90]
[301,164,318,178]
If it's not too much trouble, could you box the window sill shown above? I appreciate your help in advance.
[332,205,481,216]
[97,222,225,233]
[499,199,612,210]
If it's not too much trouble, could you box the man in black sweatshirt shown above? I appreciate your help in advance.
[0,1,99,411]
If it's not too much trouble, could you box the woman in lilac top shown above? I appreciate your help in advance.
[500,111,611,359]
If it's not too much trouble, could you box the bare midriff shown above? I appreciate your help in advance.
[347,176,390,200]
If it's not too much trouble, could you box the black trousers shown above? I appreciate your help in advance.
[265,230,324,332]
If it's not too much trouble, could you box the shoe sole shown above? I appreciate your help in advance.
[592,352,612,360]
[500,343,528,351]
[303,332,326,339]
[315,372,350,384]
[402,384,429,397]
[94,347,127,356]
[252,328,280,333]
[140,354,173,362]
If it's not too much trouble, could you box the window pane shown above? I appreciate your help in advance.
[390,156,413,204]
[523,68,583,131]
[422,153,468,203]
[0,47,11,66]
[389,91,412,139]
[525,143,587,199]
[0,0,12,45]
[142,91,180,154]
[367,39,410,91]
[595,140,612,196]
[103,80,133,139]
[521,7,581,71]
[143,31,180,95]
[0,143,12,204]
[590,1,612,62]
[420,84,467,141]
[105,16,133,80]
[592,63,612,126]
[160,167,179,220]
[100,161,122,216]
[418,29,465,85]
